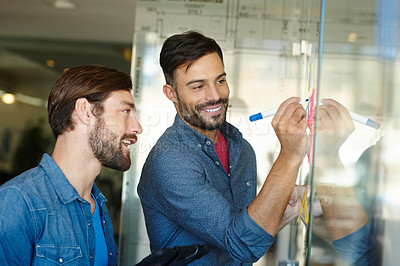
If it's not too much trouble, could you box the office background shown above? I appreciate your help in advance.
[0,0,399,265]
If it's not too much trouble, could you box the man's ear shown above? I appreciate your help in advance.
[163,84,178,104]
[74,98,93,125]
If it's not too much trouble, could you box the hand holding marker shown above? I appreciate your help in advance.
[249,99,380,129]
[249,99,309,122]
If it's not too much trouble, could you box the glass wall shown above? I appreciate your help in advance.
[309,0,399,265]
[120,0,399,265]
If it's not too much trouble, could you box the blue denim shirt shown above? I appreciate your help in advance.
[138,115,274,265]
[333,220,379,265]
[0,154,118,265]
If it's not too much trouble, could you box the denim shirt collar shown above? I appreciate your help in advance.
[172,114,243,170]
[173,114,242,144]
[40,153,106,205]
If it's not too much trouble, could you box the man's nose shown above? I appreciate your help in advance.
[129,115,142,135]
[205,84,220,102]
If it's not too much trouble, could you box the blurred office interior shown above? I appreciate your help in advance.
[0,0,399,265]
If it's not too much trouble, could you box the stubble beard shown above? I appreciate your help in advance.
[89,116,131,172]
[178,96,229,130]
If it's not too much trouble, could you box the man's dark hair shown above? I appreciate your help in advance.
[159,30,224,87]
[47,65,132,139]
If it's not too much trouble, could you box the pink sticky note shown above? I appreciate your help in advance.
[307,89,315,163]
[307,89,315,128]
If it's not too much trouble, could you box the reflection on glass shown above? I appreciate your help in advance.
[312,99,379,265]
[308,0,398,265]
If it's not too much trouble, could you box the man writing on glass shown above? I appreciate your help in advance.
[138,31,308,265]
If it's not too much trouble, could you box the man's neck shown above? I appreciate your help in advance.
[196,127,219,143]
[179,116,220,143]
[51,134,101,202]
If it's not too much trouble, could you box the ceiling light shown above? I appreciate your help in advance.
[0,90,46,107]
[46,59,56,68]
[2,93,16,104]
[123,48,132,62]
[348,33,358,43]
[15,93,46,107]
[45,0,76,10]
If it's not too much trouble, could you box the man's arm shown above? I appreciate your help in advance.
[0,187,35,265]
[139,147,274,262]
[248,97,308,236]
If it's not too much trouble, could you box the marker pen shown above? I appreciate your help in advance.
[348,111,380,129]
[249,99,309,122]
[249,100,380,129]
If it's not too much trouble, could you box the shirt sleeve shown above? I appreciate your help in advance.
[139,145,274,263]
[0,187,36,265]
[332,220,378,265]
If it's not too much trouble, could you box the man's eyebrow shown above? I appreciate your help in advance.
[121,100,136,111]
[185,72,227,87]
[216,73,227,81]
[186,79,206,87]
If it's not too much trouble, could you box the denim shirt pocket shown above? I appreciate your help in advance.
[36,245,82,265]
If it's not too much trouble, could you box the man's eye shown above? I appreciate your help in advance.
[217,79,226,85]
[123,109,130,114]
[193,85,203,90]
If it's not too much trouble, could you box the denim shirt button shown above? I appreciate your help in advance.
[246,181,251,186]
[59,258,63,263]
[88,222,92,226]
[109,252,112,256]
[206,141,211,145]
[214,161,219,166]
[90,255,94,259]
[197,144,201,148]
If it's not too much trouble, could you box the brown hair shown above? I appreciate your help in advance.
[47,65,132,138]
[159,30,224,88]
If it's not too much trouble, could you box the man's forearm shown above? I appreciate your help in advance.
[248,153,302,235]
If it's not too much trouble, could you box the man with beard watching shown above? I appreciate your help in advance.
[138,31,308,265]
[0,65,142,265]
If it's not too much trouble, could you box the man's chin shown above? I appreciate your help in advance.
[200,123,224,131]
[205,117,225,130]
[102,155,131,172]
[201,120,225,130]
[181,113,225,131]
[105,162,131,172]
[119,156,132,172]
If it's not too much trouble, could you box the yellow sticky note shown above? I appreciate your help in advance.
[296,189,309,223]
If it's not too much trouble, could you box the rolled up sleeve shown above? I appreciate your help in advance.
[226,208,275,262]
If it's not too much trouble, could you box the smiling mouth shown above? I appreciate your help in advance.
[122,139,135,148]
[204,106,222,113]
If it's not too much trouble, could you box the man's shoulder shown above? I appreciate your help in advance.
[158,124,181,141]
[0,165,53,206]
[150,125,191,152]
[0,166,45,191]
[142,125,206,173]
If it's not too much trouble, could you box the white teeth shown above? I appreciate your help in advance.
[205,106,221,112]
[122,140,131,146]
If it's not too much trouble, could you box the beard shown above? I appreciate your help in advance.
[178,96,229,130]
[89,116,131,172]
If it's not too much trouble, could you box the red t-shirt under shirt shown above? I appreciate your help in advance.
[215,130,230,176]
